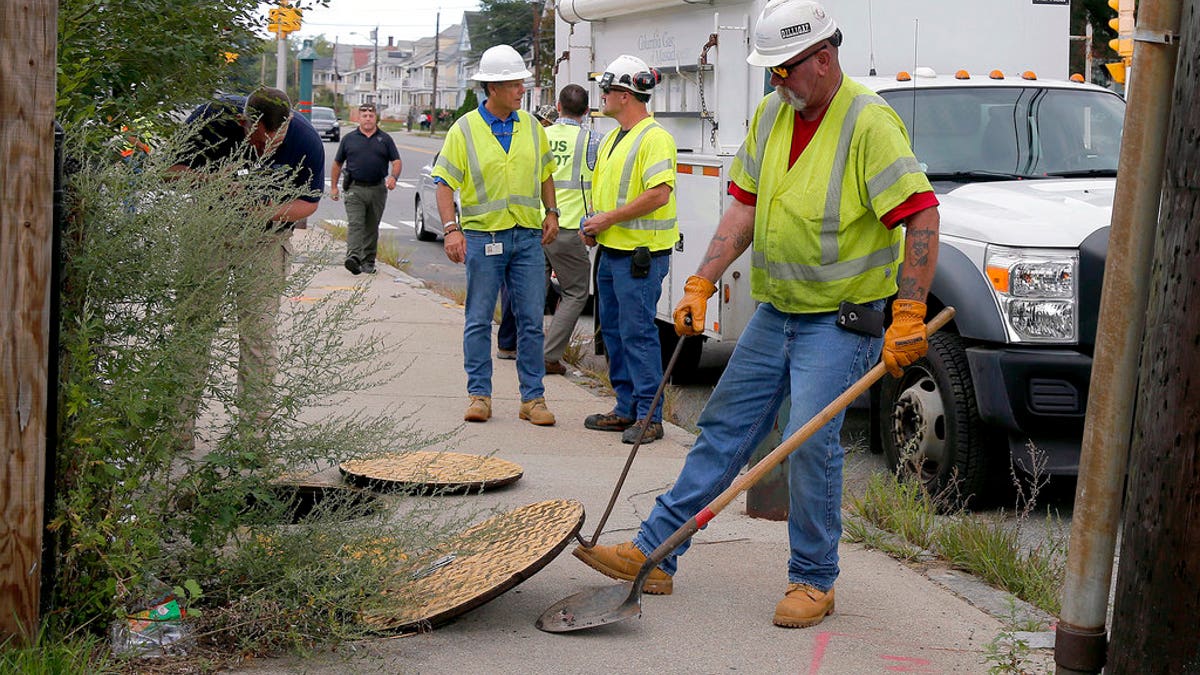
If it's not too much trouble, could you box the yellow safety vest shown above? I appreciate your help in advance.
[545,123,591,230]
[592,117,678,251]
[730,76,933,313]
[432,109,554,231]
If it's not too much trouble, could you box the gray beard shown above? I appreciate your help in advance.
[775,86,807,111]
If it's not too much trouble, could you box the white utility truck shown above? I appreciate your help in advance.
[555,0,1124,498]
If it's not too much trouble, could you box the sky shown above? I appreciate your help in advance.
[292,0,483,47]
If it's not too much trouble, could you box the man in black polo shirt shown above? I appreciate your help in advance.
[330,103,402,274]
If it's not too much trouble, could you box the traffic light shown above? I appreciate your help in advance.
[1107,0,1134,59]
[1104,61,1126,84]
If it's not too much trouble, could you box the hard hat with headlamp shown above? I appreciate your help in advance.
[746,0,841,68]
[598,54,661,96]
[473,44,532,81]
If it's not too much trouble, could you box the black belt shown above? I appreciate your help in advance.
[599,245,671,258]
[349,179,383,187]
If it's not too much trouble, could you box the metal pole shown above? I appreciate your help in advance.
[276,29,287,90]
[333,37,340,116]
[372,26,379,104]
[430,11,440,134]
[1054,0,1182,672]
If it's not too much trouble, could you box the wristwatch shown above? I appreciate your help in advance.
[545,208,561,217]
[442,221,461,234]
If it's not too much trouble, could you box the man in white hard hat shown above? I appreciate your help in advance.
[432,44,560,426]
[577,54,678,446]
[573,0,939,629]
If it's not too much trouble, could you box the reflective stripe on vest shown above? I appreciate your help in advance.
[547,124,590,228]
[615,123,673,232]
[748,90,902,284]
[449,111,547,224]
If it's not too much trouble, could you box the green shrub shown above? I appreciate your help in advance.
[45,127,469,660]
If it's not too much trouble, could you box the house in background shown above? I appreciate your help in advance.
[310,13,548,124]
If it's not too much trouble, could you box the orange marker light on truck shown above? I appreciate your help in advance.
[986,265,1010,293]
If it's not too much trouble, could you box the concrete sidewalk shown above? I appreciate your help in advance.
[243,229,1051,674]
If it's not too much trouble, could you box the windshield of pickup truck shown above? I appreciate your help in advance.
[881,86,1125,180]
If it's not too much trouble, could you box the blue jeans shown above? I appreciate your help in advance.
[596,250,670,423]
[497,283,516,351]
[463,227,546,401]
[633,301,882,590]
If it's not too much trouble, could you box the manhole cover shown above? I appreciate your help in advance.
[340,451,523,493]
[362,499,585,632]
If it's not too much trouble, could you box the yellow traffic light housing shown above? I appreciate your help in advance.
[1104,61,1126,84]
[1106,0,1135,58]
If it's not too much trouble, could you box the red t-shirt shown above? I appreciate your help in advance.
[728,109,937,228]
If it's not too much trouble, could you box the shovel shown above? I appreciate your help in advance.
[575,319,693,549]
[536,306,955,633]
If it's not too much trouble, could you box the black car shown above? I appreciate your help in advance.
[311,106,340,142]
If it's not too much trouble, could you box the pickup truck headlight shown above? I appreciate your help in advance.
[985,246,1078,343]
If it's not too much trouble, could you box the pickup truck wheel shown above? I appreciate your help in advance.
[878,332,991,507]
[413,197,436,241]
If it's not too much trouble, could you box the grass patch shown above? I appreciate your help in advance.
[845,451,1066,617]
[847,472,939,551]
[0,632,113,674]
[423,280,467,306]
[935,515,1065,616]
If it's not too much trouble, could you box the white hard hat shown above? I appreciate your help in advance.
[599,54,660,96]
[473,45,532,82]
[747,0,840,67]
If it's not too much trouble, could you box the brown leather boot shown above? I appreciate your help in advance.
[773,583,835,628]
[571,541,673,595]
[519,397,556,426]
[463,395,491,422]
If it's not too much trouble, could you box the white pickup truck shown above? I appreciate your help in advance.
[862,70,1123,499]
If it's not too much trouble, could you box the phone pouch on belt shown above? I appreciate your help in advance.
[631,246,651,279]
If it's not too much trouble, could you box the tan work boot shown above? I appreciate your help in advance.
[463,395,491,422]
[571,541,673,595]
[773,583,835,628]
[519,397,556,426]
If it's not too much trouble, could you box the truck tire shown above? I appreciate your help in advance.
[878,332,993,507]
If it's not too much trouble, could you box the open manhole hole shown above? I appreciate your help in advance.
[361,498,584,632]
[339,451,523,494]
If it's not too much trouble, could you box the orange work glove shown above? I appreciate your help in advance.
[882,299,929,377]
[673,275,717,336]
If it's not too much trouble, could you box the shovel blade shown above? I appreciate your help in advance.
[535,582,641,632]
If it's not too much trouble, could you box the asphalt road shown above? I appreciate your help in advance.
[313,127,463,288]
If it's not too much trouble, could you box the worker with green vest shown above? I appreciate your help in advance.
[432,44,560,427]
[541,85,600,375]
[577,54,678,446]
[573,0,939,629]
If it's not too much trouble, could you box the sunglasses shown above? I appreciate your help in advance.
[769,45,829,79]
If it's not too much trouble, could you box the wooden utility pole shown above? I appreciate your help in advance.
[1,0,58,643]
[1107,5,1200,669]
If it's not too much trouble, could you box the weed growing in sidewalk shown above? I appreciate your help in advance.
[844,443,1066,617]
[50,130,476,666]
[981,599,1054,674]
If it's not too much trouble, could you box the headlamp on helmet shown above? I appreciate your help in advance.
[598,55,661,95]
